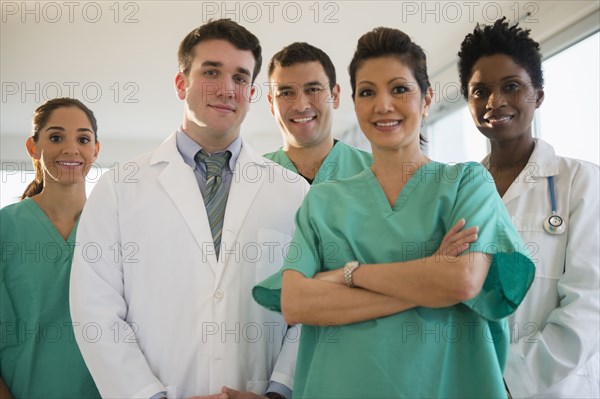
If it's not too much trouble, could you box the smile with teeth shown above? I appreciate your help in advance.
[485,115,513,123]
[291,116,316,123]
[374,121,400,127]
[57,161,82,166]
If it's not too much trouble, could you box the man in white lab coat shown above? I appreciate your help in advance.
[70,19,308,399]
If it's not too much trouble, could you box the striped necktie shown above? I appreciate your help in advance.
[195,149,232,259]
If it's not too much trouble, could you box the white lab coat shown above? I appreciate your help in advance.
[70,132,309,398]
[483,139,599,398]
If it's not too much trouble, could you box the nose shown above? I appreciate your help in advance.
[486,87,506,110]
[374,92,394,114]
[292,91,311,113]
[216,77,236,100]
[62,138,80,155]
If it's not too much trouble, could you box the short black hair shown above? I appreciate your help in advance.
[458,17,543,98]
[178,19,262,83]
[268,42,337,90]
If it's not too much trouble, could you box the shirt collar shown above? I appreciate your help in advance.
[176,127,242,171]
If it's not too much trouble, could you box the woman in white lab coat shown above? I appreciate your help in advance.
[458,17,599,398]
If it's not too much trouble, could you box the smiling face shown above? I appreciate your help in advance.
[353,56,431,153]
[467,53,544,144]
[26,106,99,187]
[268,61,340,149]
[176,39,257,148]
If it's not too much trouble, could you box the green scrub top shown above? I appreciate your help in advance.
[254,162,535,398]
[0,198,100,398]
[264,140,372,184]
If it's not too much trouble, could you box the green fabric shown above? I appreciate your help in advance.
[263,141,372,185]
[0,198,100,398]
[254,162,535,398]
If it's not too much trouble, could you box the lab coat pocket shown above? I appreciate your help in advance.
[511,214,565,279]
[246,380,269,394]
[165,386,177,398]
[256,229,292,283]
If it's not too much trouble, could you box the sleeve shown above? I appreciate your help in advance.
[253,193,322,313]
[449,163,536,320]
[505,162,600,398]
[70,169,166,398]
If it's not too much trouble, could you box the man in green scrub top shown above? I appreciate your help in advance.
[265,42,372,184]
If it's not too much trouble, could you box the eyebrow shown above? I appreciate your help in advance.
[357,76,411,86]
[45,126,94,133]
[469,75,524,85]
[201,60,251,77]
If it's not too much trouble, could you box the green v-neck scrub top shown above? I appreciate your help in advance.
[264,141,372,185]
[0,198,100,398]
[254,162,535,398]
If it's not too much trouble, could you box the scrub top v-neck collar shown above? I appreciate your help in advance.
[365,161,437,214]
[24,197,79,245]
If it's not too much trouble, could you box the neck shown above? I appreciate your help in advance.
[283,136,334,180]
[371,146,430,207]
[488,135,535,173]
[32,182,87,223]
[182,123,239,154]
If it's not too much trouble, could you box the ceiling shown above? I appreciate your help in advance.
[2,1,598,161]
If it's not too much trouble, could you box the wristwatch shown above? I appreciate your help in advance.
[343,260,361,287]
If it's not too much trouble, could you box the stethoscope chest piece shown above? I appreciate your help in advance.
[543,176,566,235]
[543,212,566,235]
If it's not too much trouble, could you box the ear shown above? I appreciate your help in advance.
[423,86,433,114]
[535,88,545,109]
[175,72,187,100]
[331,84,341,110]
[26,137,39,159]
[248,84,257,102]
[267,92,275,116]
[92,141,100,162]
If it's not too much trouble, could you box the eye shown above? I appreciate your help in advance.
[203,69,218,78]
[79,136,92,144]
[470,87,488,98]
[392,85,409,95]
[277,89,295,99]
[358,88,374,97]
[49,134,62,142]
[233,75,249,85]
[305,86,323,94]
[505,82,520,91]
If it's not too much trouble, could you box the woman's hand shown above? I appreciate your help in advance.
[434,218,478,258]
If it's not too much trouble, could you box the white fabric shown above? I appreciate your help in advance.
[484,139,599,398]
[70,132,309,398]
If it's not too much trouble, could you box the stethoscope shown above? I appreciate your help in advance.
[543,176,566,235]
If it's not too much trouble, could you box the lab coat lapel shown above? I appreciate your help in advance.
[501,139,559,205]
[217,141,266,281]
[151,133,219,273]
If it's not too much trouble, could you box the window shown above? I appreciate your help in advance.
[427,32,599,166]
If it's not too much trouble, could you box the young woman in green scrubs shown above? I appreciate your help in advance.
[254,27,535,398]
[0,98,101,398]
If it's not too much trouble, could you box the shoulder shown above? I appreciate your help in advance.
[309,168,370,200]
[424,161,493,186]
[557,155,599,182]
[335,141,373,161]
[0,199,29,218]
[263,148,284,161]
[0,200,33,235]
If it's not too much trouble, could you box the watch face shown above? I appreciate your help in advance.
[549,215,563,228]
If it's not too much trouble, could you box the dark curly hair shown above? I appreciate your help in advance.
[457,17,543,98]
